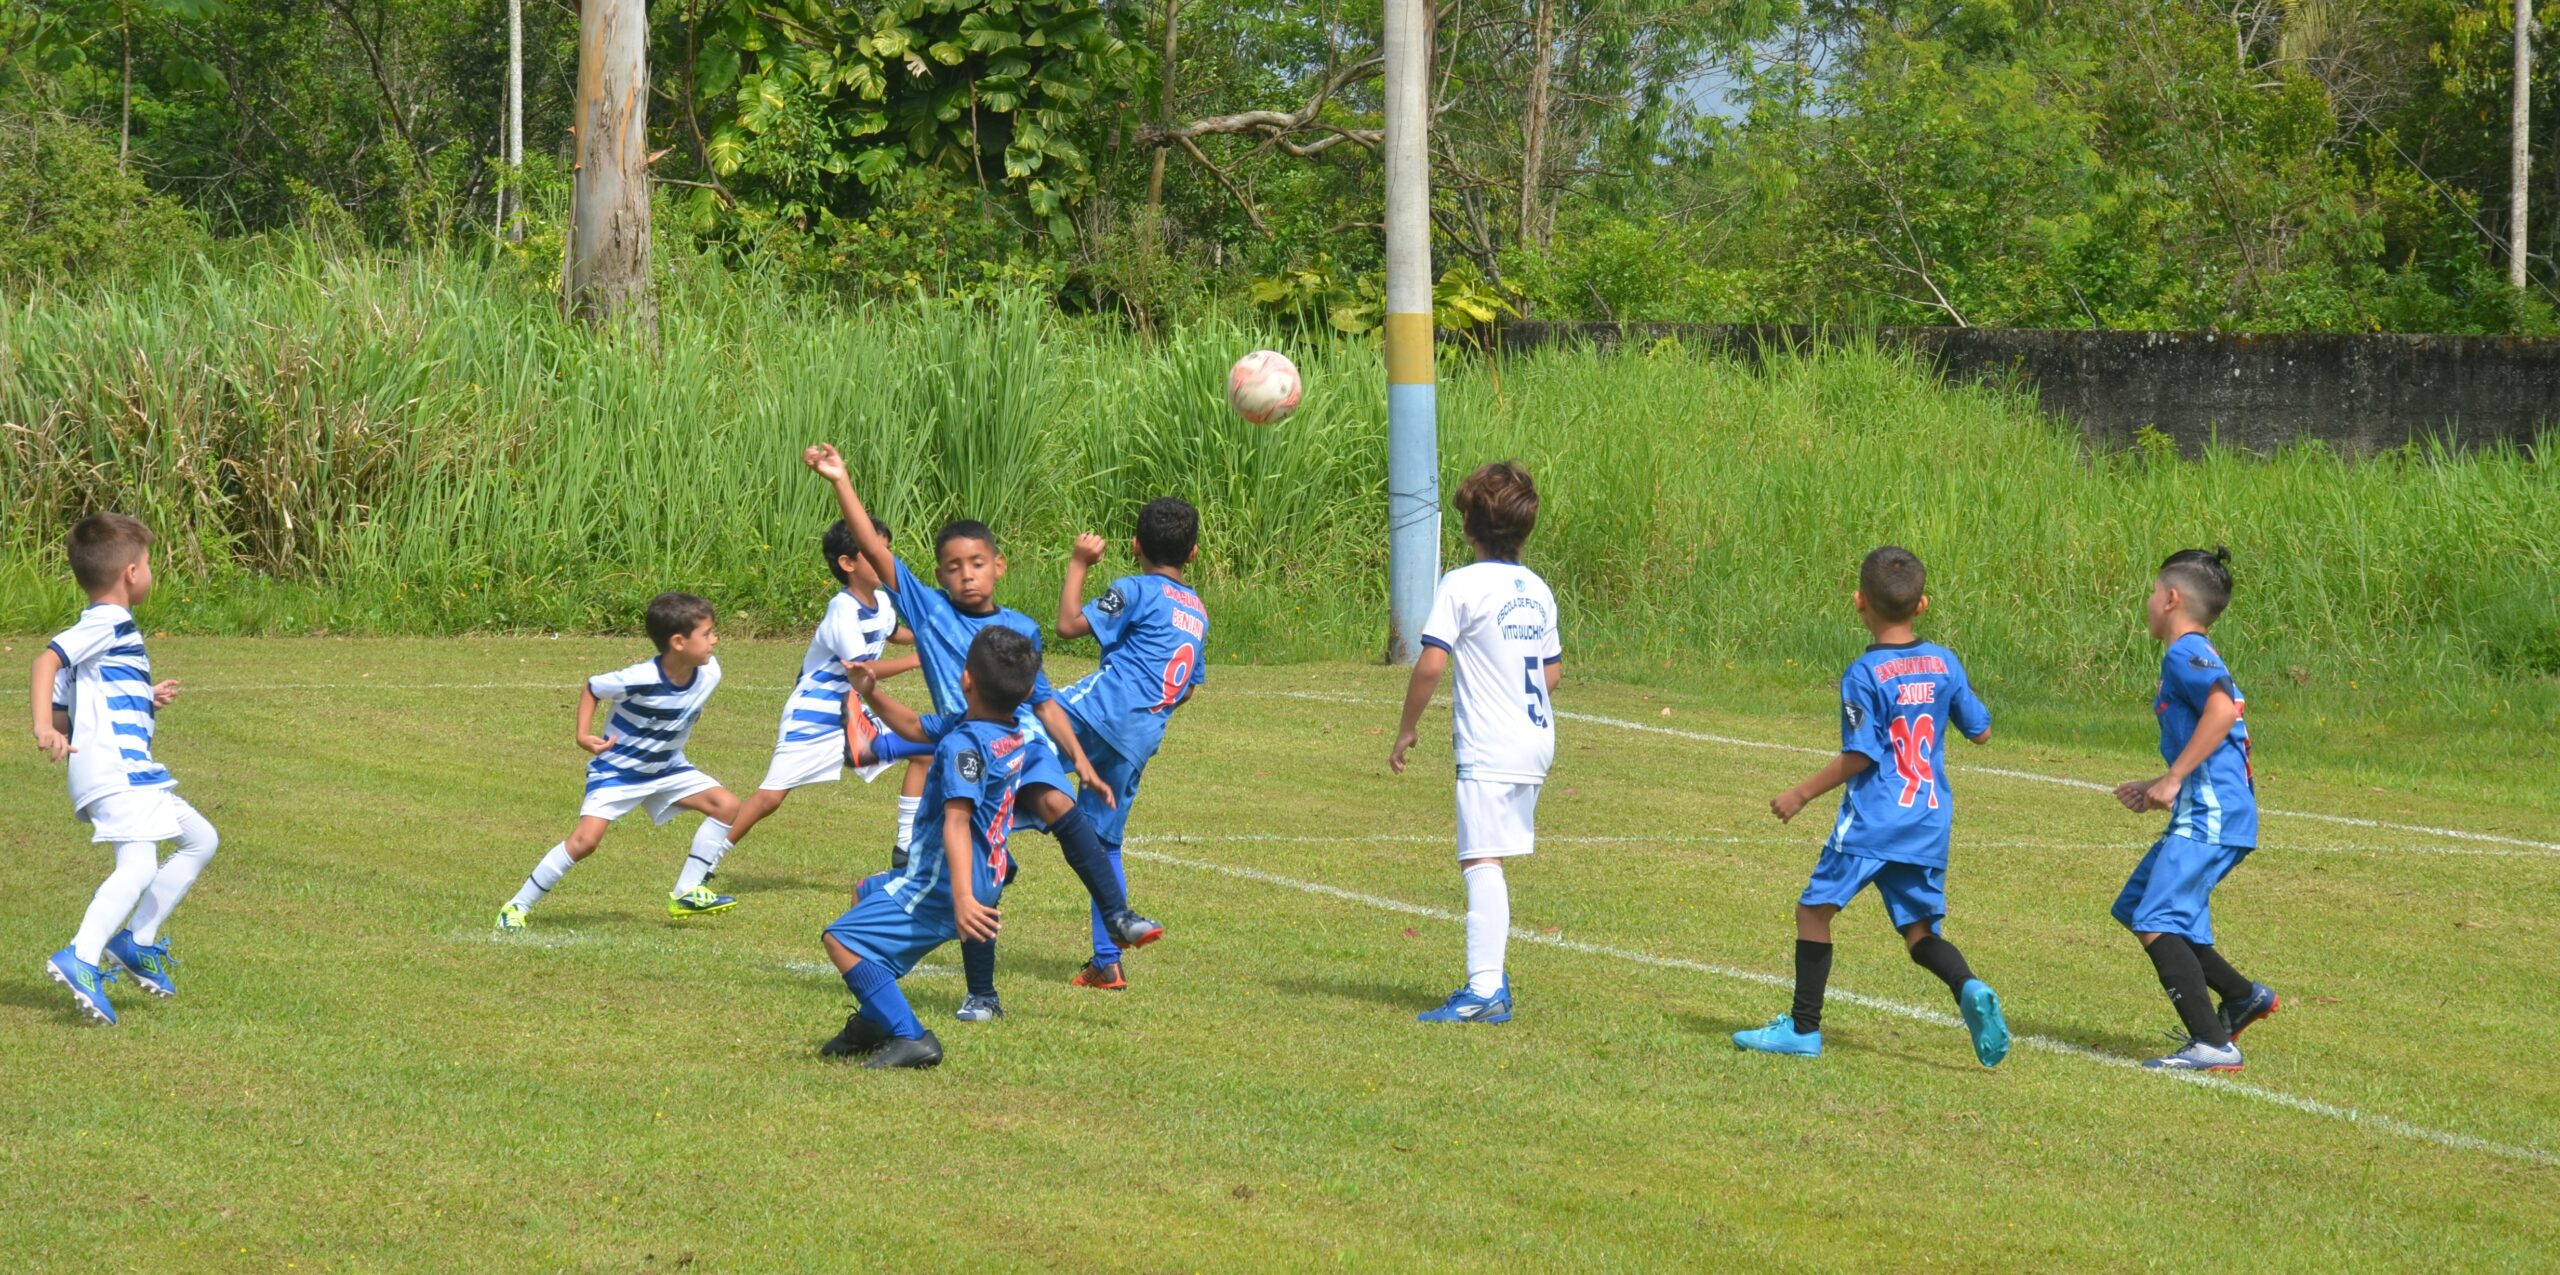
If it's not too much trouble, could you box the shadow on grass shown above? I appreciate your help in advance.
[1,979,87,1020]
[1270,974,1429,1012]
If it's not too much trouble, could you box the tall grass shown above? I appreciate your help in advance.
[3,244,2553,732]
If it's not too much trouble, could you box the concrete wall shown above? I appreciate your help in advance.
[1489,322,2560,454]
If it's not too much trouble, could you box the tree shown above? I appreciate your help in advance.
[565,0,652,328]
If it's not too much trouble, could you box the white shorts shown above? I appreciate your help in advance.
[579,769,723,826]
[757,718,894,793]
[1454,779,1540,860]
[78,788,196,844]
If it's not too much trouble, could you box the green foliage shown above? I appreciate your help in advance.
[691,0,1146,239]
[0,108,203,284]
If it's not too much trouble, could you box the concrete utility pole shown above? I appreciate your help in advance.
[504,0,524,242]
[2513,0,2533,290]
[564,0,653,328]
[1382,0,1438,664]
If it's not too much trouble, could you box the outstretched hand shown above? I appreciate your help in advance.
[150,679,180,708]
[802,443,847,481]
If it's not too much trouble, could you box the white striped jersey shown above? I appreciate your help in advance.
[775,589,898,748]
[48,603,175,810]
[585,656,721,792]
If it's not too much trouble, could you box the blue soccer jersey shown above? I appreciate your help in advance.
[884,558,1054,735]
[878,714,1027,913]
[1060,574,1209,759]
[2156,632,2256,847]
[1824,640,1991,869]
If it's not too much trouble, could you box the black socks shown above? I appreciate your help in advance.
[961,937,998,999]
[1906,934,1976,994]
[1791,939,1834,1033]
[2144,934,2230,1047]
[1044,804,1129,919]
[2191,943,2255,1006]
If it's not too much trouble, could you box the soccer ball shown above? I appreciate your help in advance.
[1227,350,1303,425]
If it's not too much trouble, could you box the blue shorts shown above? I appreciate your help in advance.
[1071,725,1152,849]
[1799,847,1947,931]
[2112,833,2250,944]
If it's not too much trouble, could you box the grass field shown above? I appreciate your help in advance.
[2,636,2553,1271]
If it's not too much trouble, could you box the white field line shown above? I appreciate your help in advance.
[1125,841,2560,1171]
[1147,831,2554,860]
[1246,689,2560,856]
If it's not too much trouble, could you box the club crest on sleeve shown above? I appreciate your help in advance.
[957,750,984,782]
[1096,588,1128,616]
[1843,701,1866,730]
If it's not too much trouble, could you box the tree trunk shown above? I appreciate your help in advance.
[1516,0,1553,248]
[504,0,524,242]
[565,0,653,329]
[1146,0,1181,214]
[2512,0,2532,289]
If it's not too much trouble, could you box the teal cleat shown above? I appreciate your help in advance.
[1417,979,1512,1024]
[104,930,177,998]
[1957,979,2010,1067]
[1732,1014,1822,1057]
[44,947,118,1025]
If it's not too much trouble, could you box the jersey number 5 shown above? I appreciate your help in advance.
[1521,656,1550,728]
[1888,714,1939,810]
[1154,643,1197,712]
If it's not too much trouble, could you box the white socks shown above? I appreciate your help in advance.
[1463,861,1510,997]
[73,843,160,964]
[509,844,577,912]
[127,808,219,945]
[674,820,733,895]
[895,795,923,855]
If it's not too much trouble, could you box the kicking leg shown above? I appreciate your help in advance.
[1026,784,1160,950]
[2193,942,2279,1040]
[1903,919,2007,1067]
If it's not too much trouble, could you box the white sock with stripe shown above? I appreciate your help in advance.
[1463,862,1509,997]
[674,820,733,895]
[508,844,576,912]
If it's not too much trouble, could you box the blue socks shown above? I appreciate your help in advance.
[961,937,998,999]
[1088,844,1128,962]
[1046,805,1129,918]
[842,959,923,1040]
[871,732,935,763]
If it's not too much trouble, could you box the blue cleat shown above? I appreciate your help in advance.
[1418,979,1512,1024]
[1732,1014,1822,1056]
[1957,978,2010,1067]
[953,994,1004,1023]
[105,930,177,998]
[2221,982,2280,1041]
[2144,1039,2243,1072]
[44,947,118,1025]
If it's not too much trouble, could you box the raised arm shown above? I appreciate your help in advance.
[29,647,72,762]
[803,444,898,587]
[1056,533,1105,639]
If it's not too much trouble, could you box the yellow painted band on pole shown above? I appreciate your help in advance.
[1384,312,1435,385]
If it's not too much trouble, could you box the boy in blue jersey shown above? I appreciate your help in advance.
[815,627,1038,1070]
[2110,547,2278,1073]
[1735,546,2010,1067]
[1051,497,1209,990]
[30,514,218,1026]
[493,593,745,929]
[804,445,1164,1024]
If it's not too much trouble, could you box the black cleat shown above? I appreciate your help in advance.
[862,1030,944,1070]
[820,1012,890,1058]
[1106,909,1164,950]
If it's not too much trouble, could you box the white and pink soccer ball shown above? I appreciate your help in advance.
[1227,349,1302,425]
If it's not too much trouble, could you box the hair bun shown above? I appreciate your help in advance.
[2210,545,2232,566]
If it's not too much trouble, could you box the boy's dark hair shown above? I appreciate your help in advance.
[2159,546,2235,623]
[935,519,999,559]
[964,626,1040,713]
[822,516,892,585]
[645,592,716,652]
[1453,461,1539,561]
[1134,497,1199,567]
[1859,546,1927,623]
[67,513,153,592]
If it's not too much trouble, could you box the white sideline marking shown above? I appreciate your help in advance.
[1248,690,2560,855]
[1126,842,2560,1170]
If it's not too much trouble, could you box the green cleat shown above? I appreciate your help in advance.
[494,903,529,933]
[668,886,736,918]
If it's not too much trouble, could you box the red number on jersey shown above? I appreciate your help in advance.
[1888,714,1939,810]
[1154,642,1197,711]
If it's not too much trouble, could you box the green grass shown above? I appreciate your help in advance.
[2,637,2554,1271]
[4,243,2555,748]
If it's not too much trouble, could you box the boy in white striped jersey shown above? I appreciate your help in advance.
[31,514,217,1026]
[717,517,920,872]
[495,592,746,930]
